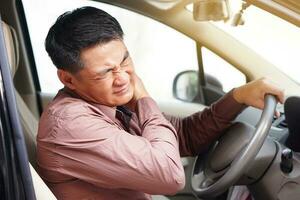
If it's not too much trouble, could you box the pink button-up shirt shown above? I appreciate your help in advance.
[37,88,245,200]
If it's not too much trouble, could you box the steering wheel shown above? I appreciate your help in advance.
[191,95,277,198]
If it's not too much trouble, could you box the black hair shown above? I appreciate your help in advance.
[45,6,124,73]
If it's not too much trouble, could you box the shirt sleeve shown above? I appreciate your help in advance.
[54,98,185,195]
[165,90,247,157]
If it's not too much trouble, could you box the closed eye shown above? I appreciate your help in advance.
[93,68,114,80]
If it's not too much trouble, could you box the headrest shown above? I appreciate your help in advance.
[1,21,19,77]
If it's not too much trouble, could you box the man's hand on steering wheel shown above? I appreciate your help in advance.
[191,78,282,198]
[233,77,285,113]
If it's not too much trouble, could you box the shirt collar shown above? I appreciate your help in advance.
[61,87,132,121]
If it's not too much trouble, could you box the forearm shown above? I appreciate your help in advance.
[135,97,185,192]
[166,90,247,156]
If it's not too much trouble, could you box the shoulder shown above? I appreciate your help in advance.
[44,90,104,120]
[38,93,115,141]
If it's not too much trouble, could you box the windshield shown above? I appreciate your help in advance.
[212,2,300,84]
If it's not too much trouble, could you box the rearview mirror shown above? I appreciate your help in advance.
[193,0,230,22]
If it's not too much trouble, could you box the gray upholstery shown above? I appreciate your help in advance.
[15,91,38,168]
[2,20,39,168]
[2,21,19,77]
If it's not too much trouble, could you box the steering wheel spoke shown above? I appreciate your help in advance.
[191,95,277,198]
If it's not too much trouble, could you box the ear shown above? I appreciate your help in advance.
[57,69,76,90]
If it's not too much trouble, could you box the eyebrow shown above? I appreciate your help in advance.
[100,50,129,68]
[92,50,130,78]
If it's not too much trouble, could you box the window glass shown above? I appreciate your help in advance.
[212,2,300,84]
[22,0,198,101]
[202,47,246,92]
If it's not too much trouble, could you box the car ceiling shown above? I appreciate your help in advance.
[100,0,300,28]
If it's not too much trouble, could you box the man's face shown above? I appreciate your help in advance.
[70,40,134,107]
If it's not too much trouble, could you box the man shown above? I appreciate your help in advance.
[37,6,284,200]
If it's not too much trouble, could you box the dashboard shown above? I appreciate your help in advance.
[236,105,289,144]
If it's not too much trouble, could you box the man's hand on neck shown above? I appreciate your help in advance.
[125,73,149,111]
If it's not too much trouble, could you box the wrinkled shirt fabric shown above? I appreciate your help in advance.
[37,88,245,200]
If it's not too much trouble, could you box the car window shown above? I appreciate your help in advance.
[22,0,200,102]
[212,2,300,84]
[202,47,246,92]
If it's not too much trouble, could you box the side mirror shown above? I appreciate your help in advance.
[173,70,199,102]
[173,70,225,105]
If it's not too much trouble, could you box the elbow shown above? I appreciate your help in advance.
[162,157,186,195]
[169,179,185,195]
[163,171,186,195]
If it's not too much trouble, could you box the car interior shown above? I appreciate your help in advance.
[1,0,300,200]
[2,19,57,200]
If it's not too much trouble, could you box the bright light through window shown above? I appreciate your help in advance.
[187,1,300,84]
[213,1,300,84]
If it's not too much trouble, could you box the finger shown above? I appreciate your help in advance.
[278,90,285,104]
[265,84,285,104]
[275,110,280,118]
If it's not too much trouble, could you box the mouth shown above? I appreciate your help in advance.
[113,83,129,95]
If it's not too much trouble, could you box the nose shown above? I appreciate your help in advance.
[113,67,128,86]
[112,65,121,73]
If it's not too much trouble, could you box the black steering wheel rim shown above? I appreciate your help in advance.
[191,95,277,198]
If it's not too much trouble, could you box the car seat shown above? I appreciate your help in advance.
[2,20,57,200]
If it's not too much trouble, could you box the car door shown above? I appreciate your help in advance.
[0,15,36,200]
